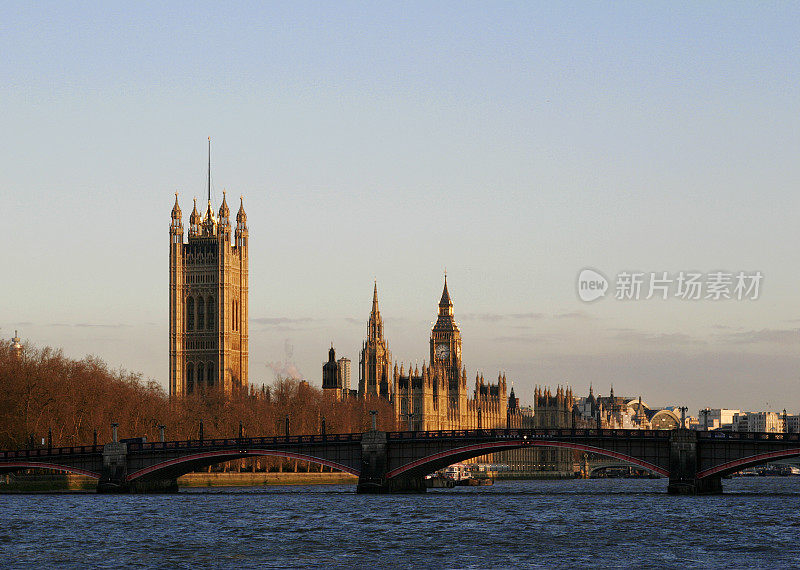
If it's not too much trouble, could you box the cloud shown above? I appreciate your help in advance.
[252,317,315,325]
[717,328,800,345]
[50,323,132,329]
[493,334,555,344]
[344,317,362,325]
[553,311,595,320]
[461,312,546,322]
[614,330,700,346]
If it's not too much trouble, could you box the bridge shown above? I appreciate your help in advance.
[2,427,799,494]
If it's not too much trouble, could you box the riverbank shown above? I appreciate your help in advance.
[178,472,357,487]
[0,471,357,492]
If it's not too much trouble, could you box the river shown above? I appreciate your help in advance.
[2,478,799,568]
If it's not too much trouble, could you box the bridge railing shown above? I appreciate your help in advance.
[386,428,673,440]
[124,432,363,453]
[695,431,800,442]
[0,445,103,459]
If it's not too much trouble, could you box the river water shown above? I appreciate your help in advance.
[2,478,799,568]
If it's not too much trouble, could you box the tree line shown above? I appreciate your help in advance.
[0,342,396,456]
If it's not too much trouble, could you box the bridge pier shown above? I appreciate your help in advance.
[97,442,177,493]
[667,430,722,495]
[356,431,425,494]
[97,442,128,493]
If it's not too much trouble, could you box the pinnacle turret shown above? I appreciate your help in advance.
[218,191,230,223]
[171,192,182,220]
[236,195,247,224]
[189,198,202,236]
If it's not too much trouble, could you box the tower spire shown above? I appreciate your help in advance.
[207,136,211,204]
[372,280,379,314]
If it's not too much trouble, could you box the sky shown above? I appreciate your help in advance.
[2,2,799,414]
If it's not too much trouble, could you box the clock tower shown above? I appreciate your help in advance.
[430,275,462,384]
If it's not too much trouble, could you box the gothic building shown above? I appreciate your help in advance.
[348,276,508,431]
[359,282,392,398]
[169,148,249,397]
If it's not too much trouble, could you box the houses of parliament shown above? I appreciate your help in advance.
[324,277,512,431]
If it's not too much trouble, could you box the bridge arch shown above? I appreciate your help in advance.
[126,449,360,482]
[697,447,800,479]
[0,462,100,479]
[386,440,669,479]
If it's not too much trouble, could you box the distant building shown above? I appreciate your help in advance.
[338,357,351,394]
[322,346,353,400]
[731,411,785,433]
[10,330,21,359]
[576,388,681,430]
[697,408,740,430]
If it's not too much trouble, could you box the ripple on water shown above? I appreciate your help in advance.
[2,479,800,568]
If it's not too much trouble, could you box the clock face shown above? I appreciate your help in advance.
[436,343,450,359]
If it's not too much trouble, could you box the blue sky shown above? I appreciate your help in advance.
[2,2,799,413]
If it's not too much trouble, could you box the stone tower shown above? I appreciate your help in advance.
[430,275,462,388]
[322,345,340,396]
[359,282,392,398]
[169,142,249,396]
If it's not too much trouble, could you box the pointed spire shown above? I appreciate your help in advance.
[189,198,201,236]
[171,192,182,219]
[440,272,452,307]
[236,195,247,224]
[207,136,212,204]
[372,280,379,314]
[219,190,230,221]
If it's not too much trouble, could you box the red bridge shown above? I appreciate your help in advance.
[2,428,799,494]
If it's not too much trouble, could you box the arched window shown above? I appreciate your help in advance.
[197,362,205,389]
[232,299,237,331]
[207,363,215,388]
[186,363,194,394]
[206,297,215,331]
[198,297,205,331]
[186,297,195,331]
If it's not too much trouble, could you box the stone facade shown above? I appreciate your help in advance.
[169,186,249,397]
